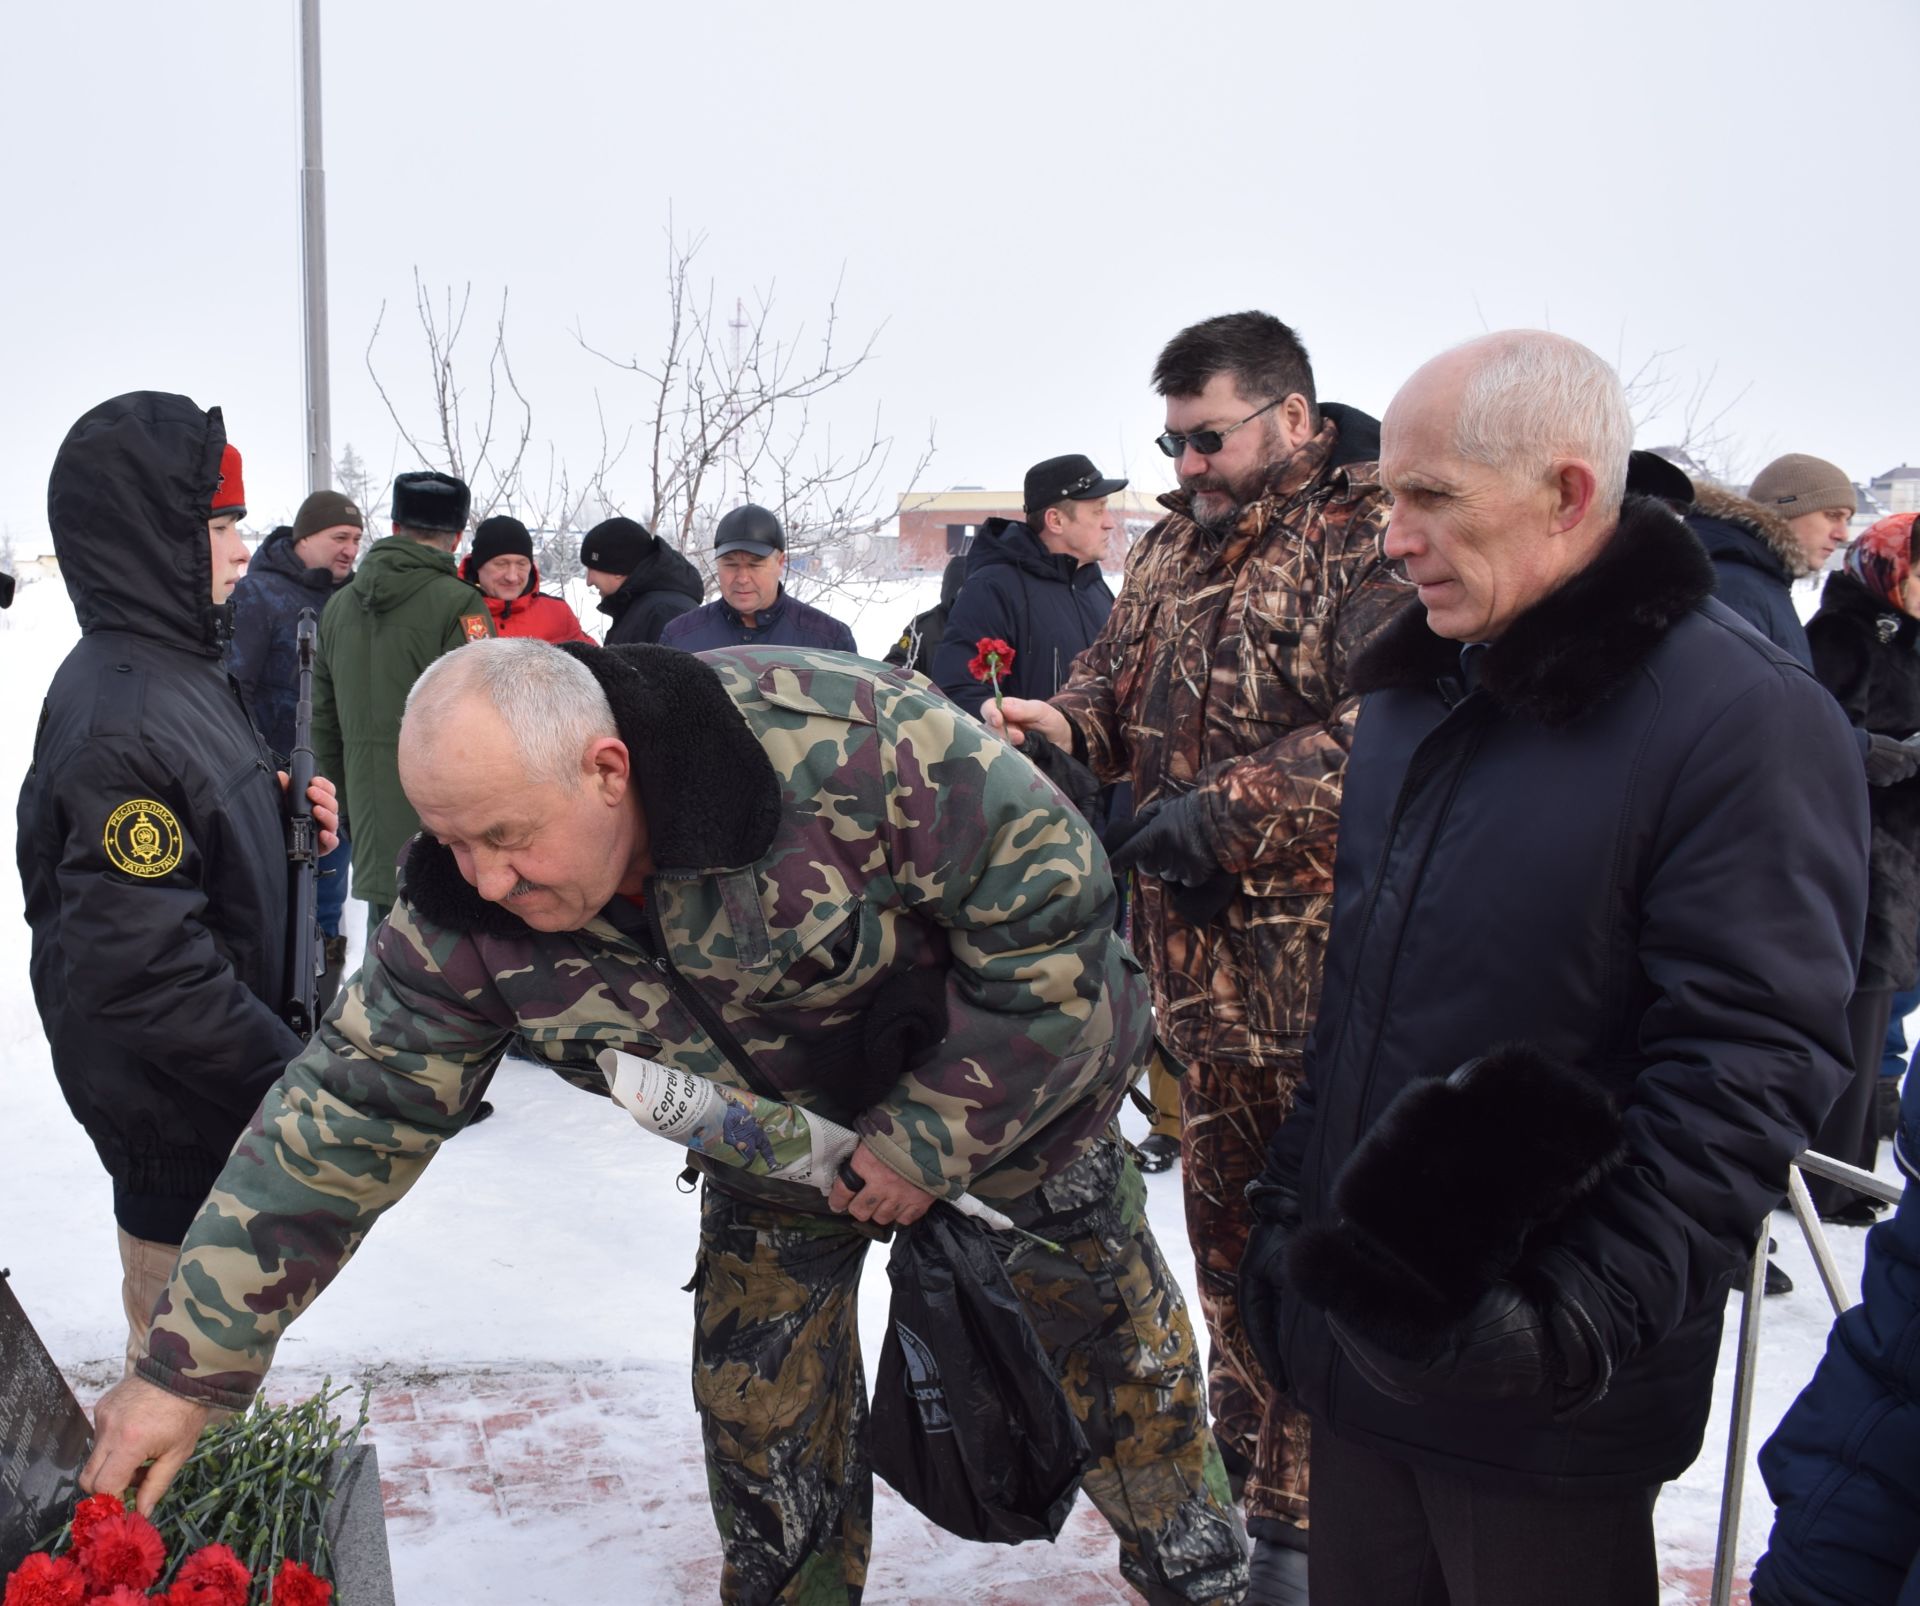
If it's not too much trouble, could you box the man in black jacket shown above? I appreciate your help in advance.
[933,454,1124,716]
[579,515,704,646]
[1238,333,1868,1604]
[18,392,339,1376]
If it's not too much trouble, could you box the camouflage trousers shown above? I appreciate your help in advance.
[690,1136,1249,1605]
[1177,1053,1312,1540]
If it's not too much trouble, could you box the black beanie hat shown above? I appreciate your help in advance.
[470,515,535,567]
[579,516,655,576]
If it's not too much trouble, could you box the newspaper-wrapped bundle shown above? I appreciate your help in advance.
[597,1047,1026,1236]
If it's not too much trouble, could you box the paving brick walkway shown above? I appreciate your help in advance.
[344,1369,1746,1603]
[70,1364,1746,1601]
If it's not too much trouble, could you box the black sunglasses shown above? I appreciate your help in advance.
[1156,397,1283,459]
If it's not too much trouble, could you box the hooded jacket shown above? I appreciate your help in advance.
[1050,402,1406,1070]
[597,539,704,647]
[1685,483,1814,668]
[312,535,494,908]
[227,526,354,755]
[456,553,593,646]
[17,392,305,1243]
[1268,498,1866,1492]
[932,519,1114,717]
[1808,570,1920,992]
[883,553,968,677]
[135,644,1148,1409]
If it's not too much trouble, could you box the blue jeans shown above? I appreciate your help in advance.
[316,831,351,940]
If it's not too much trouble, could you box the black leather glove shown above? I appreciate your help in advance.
[1238,1174,1302,1395]
[1327,1281,1606,1412]
[1866,732,1920,787]
[1108,793,1219,887]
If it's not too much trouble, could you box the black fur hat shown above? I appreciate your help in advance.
[1287,1044,1624,1356]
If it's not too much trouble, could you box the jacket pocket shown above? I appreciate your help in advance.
[751,898,873,1009]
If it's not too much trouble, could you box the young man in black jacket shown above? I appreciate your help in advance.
[932,454,1124,717]
[18,392,338,1375]
[579,515,704,646]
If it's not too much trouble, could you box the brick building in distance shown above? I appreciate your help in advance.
[888,486,1169,574]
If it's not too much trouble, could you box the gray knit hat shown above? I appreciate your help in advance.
[1748,454,1857,519]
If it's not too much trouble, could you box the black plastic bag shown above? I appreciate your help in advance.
[869,1206,1090,1544]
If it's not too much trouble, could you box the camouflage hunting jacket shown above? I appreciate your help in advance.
[1050,412,1409,1069]
[140,644,1149,1408]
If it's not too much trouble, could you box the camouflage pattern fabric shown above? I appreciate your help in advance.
[1179,1054,1310,1537]
[1049,420,1409,1071]
[139,647,1150,1410]
[693,1138,1249,1605]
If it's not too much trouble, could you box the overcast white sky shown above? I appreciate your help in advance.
[2,0,1915,545]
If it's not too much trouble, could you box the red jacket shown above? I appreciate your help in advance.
[459,557,594,645]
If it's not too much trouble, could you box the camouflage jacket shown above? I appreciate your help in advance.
[141,644,1150,1408]
[1050,411,1409,1068]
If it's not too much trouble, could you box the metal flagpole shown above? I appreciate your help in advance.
[298,0,332,494]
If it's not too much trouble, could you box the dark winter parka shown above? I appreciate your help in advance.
[1268,498,1867,1492]
[660,586,858,653]
[931,519,1114,718]
[18,392,305,1244]
[1686,483,1814,668]
[1755,1070,1920,1606]
[1807,570,1920,993]
[227,526,352,755]
[596,541,704,646]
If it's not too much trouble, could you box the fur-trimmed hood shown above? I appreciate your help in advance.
[401,642,783,938]
[1352,495,1716,729]
[1687,482,1810,581]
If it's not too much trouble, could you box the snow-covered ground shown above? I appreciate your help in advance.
[0,571,1901,1603]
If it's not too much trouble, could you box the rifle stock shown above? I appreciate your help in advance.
[285,609,321,1036]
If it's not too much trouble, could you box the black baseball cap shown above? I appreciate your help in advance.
[714,503,785,558]
[1023,454,1127,516]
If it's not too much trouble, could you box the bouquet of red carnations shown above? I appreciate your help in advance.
[4,1385,366,1606]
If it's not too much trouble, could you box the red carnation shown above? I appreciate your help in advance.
[269,1561,332,1606]
[1,1553,87,1606]
[169,1545,250,1606]
[67,1495,125,1555]
[81,1587,150,1606]
[968,636,1017,723]
[967,637,1016,684]
[73,1512,165,1592]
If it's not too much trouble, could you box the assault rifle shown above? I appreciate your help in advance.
[284,609,321,1037]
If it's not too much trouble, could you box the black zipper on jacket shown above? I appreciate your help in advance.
[638,887,784,1101]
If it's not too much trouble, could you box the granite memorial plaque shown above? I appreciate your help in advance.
[0,1269,92,1575]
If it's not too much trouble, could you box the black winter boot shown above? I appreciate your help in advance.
[1247,1536,1310,1605]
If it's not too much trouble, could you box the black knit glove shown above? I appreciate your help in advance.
[1238,1175,1302,1394]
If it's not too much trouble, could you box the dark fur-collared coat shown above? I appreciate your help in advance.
[1808,570,1920,993]
[1686,482,1814,668]
[1267,497,1868,1492]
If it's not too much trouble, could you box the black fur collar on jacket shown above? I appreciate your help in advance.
[402,643,783,937]
[1689,482,1810,580]
[1352,494,1716,728]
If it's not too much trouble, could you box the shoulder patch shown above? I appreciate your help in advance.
[104,799,184,878]
[461,614,490,643]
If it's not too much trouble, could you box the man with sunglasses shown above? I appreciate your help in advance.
[988,310,1410,1604]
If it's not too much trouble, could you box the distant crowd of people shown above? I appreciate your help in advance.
[17,306,1920,1606]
